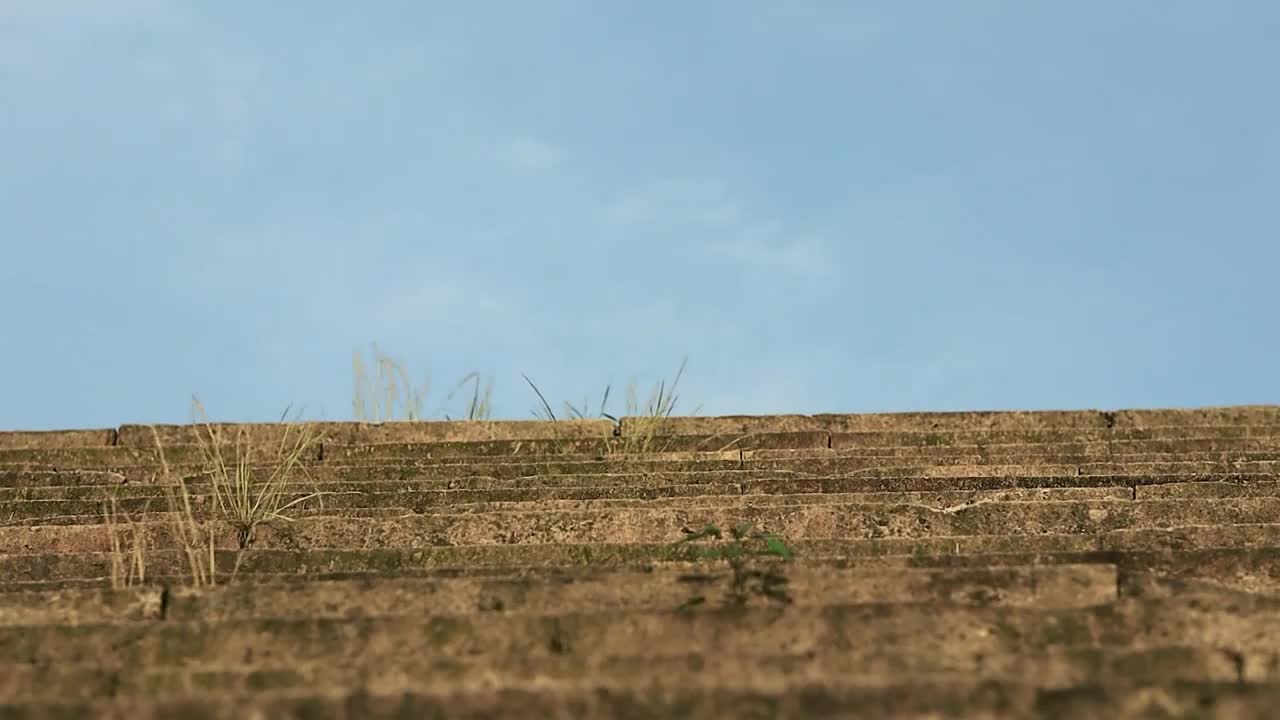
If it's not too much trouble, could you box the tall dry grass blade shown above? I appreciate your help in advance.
[149,425,216,587]
[522,373,559,422]
[101,495,147,589]
[353,343,429,421]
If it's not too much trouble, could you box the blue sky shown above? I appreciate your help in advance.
[2,1,1277,430]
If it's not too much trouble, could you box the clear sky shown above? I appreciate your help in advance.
[2,1,1277,430]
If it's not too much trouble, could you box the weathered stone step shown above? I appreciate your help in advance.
[5,597,1280,670]
[1137,481,1280,500]
[0,564,1117,626]
[0,460,748,488]
[0,479,1152,525]
[317,426,1280,463]
[829,426,1280,447]
[4,453,1277,500]
[831,436,1280,455]
[4,529,1280,589]
[644,405,1280,435]
[0,429,118,450]
[0,436,760,470]
[123,419,616,449]
[10,680,1280,720]
[6,450,1280,494]
[8,435,1280,474]
[0,645,1256,705]
[748,447,1280,463]
[0,683,1079,720]
[0,420,617,451]
[6,497,1276,553]
[324,432,828,461]
[6,493,1275,556]
[324,436,1280,464]
[11,451,1280,499]
[0,483,1137,517]
[5,406,1268,451]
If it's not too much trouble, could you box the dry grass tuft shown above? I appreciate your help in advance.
[189,397,325,550]
[613,357,689,455]
[353,344,493,421]
[353,343,430,421]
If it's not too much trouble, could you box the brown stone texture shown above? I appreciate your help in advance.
[1,404,1280,717]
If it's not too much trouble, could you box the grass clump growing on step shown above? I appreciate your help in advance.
[189,397,325,550]
[523,357,692,455]
[614,357,688,454]
[674,522,795,610]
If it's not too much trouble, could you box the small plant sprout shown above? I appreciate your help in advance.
[674,522,795,610]
[189,397,326,550]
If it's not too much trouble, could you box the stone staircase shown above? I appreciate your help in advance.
[2,406,1280,718]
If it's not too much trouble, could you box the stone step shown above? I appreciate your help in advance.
[10,468,1280,508]
[121,419,616,449]
[0,429,118,450]
[0,681,1214,720]
[0,646,1259,706]
[10,453,1280,499]
[318,426,1280,462]
[6,450,1280,492]
[0,563,1118,626]
[1,493,1271,555]
[3,530,1280,589]
[5,597,1280,669]
[0,479,1146,514]
[747,447,1280,463]
[4,406,1272,452]
[826,426,1280,447]
[5,454,1280,499]
[1137,480,1280,500]
[644,405,1280,435]
[0,482,1140,517]
[0,420,617,451]
[9,436,1280,473]
[5,497,1277,552]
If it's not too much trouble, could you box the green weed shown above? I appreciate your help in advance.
[674,522,794,609]
[522,357,693,455]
